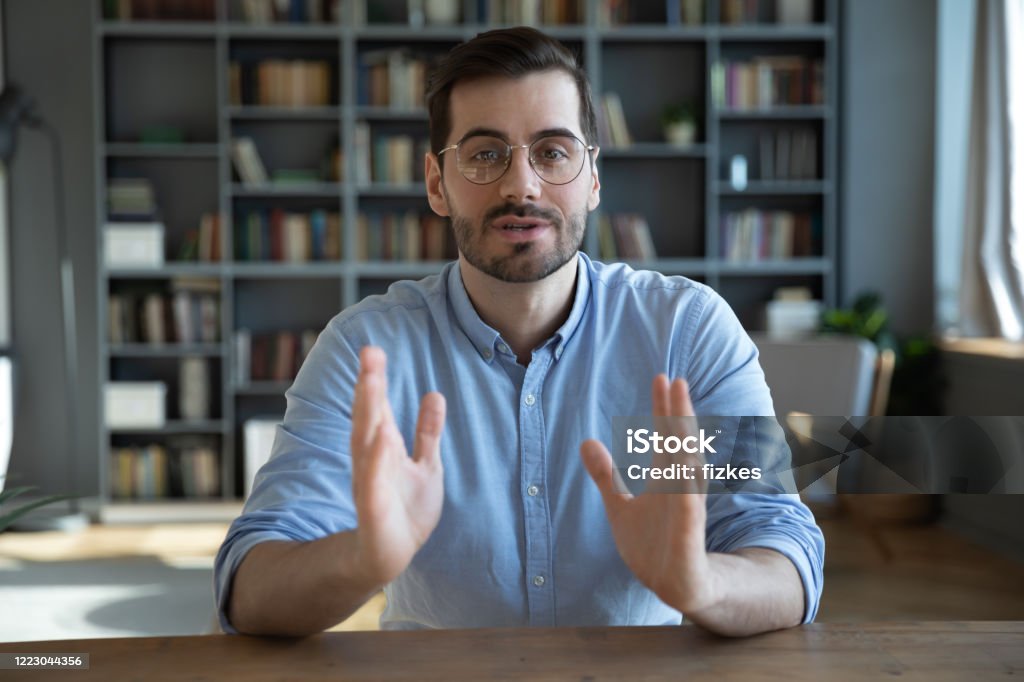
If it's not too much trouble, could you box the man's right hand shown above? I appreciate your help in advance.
[349,346,447,587]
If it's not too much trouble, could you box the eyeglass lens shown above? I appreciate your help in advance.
[456,135,587,185]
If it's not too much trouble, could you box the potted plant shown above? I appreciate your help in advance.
[661,103,698,147]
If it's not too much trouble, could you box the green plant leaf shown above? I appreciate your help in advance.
[0,495,77,533]
[0,486,36,506]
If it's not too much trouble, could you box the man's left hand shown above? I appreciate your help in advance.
[580,375,721,615]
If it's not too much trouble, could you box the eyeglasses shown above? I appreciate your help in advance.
[438,134,596,186]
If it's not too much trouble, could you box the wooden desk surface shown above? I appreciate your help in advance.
[1,622,1021,681]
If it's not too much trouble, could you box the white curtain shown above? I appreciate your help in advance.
[959,0,1024,339]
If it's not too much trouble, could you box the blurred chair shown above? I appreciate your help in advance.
[751,334,892,417]
[751,334,924,519]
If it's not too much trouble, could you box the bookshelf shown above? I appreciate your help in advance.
[93,0,839,513]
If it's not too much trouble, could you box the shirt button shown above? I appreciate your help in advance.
[533,575,545,587]
[497,342,510,355]
[527,485,539,497]
[482,349,492,360]
[524,394,536,406]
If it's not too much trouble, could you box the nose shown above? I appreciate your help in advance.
[497,144,541,203]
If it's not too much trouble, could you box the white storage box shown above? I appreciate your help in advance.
[105,382,167,428]
[104,222,165,268]
[766,300,823,339]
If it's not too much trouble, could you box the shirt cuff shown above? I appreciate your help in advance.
[213,529,297,635]
[728,532,824,623]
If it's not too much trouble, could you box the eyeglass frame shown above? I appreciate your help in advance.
[437,130,598,186]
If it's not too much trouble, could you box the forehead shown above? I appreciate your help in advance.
[447,70,583,142]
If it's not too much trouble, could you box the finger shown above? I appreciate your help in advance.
[352,346,388,454]
[670,378,695,417]
[651,374,670,417]
[580,439,632,512]
[412,391,447,468]
[357,417,393,516]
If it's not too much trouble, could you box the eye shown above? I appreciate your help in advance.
[533,137,575,162]
[471,149,502,163]
[460,137,507,165]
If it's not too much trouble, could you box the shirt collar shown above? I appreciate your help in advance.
[446,253,593,363]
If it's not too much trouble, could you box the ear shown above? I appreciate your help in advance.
[586,147,601,212]
[425,151,450,217]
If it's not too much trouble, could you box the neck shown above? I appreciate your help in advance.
[459,255,579,365]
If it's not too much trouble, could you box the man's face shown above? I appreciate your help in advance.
[426,70,601,283]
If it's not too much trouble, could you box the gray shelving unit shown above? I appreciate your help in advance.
[92,0,839,514]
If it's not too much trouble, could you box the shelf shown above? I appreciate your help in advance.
[600,143,708,159]
[231,262,343,278]
[226,105,341,121]
[598,25,710,41]
[353,24,470,41]
[717,24,833,41]
[717,258,832,276]
[224,23,341,39]
[235,381,291,396]
[108,420,227,435]
[716,181,832,195]
[98,20,219,38]
[100,500,244,524]
[230,182,342,198]
[356,106,429,121]
[105,142,221,158]
[106,264,224,279]
[353,261,449,278]
[358,183,428,197]
[107,344,223,358]
[717,106,831,120]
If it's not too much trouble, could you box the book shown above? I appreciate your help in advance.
[601,92,633,147]
[231,137,269,185]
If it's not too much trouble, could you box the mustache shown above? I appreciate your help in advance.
[484,202,562,226]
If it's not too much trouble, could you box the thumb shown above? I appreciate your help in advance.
[580,439,632,510]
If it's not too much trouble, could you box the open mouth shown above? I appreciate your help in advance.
[492,216,552,233]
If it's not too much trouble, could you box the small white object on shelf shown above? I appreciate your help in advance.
[105,382,167,428]
[730,155,748,191]
[766,287,822,339]
[244,417,280,497]
[766,300,822,338]
[104,222,164,268]
[777,0,814,24]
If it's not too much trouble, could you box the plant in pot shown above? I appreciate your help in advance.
[661,103,698,147]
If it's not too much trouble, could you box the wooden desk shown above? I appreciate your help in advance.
[1,622,1021,681]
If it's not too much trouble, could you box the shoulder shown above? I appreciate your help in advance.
[585,257,721,328]
[325,266,451,342]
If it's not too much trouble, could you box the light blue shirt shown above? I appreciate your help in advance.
[215,253,825,631]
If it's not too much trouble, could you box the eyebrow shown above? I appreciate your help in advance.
[457,126,582,144]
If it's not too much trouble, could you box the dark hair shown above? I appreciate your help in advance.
[425,27,597,162]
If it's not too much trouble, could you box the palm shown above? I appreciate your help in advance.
[356,429,443,582]
[602,489,707,604]
[350,347,446,585]
[580,375,712,612]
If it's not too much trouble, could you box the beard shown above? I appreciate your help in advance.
[449,200,588,283]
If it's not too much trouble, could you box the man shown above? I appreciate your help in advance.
[215,27,824,637]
